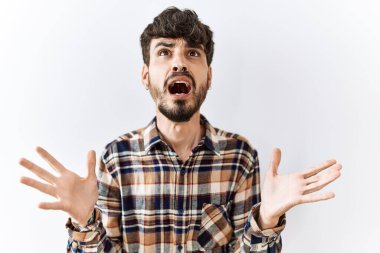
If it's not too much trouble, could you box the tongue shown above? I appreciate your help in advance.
[172,83,188,94]
[179,84,187,94]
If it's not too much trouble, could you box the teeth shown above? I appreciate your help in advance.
[170,82,191,88]
[174,81,189,86]
[168,80,191,95]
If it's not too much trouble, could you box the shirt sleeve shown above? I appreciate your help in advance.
[229,147,286,253]
[66,146,123,252]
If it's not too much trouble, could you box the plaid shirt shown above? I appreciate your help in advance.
[66,115,285,252]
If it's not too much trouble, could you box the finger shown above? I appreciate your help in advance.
[20,176,56,197]
[305,175,320,185]
[302,159,338,179]
[19,158,56,184]
[303,169,341,195]
[299,192,335,204]
[86,150,97,179]
[269,147,281,176]
[38,201,63,210]
[305,163,342,185]
[36,146,66,173]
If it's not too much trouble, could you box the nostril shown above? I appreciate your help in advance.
[173,66,178,71]
[182,67,187,72]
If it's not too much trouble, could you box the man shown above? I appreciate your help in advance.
[19,7,342,253]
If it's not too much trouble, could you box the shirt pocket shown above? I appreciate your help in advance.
[197,202,233,251]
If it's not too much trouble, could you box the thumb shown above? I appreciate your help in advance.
[86,150,97,179]
[269,147,282,176]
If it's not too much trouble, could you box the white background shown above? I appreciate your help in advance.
[1,0,379,252]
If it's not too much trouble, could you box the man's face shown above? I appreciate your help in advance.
[142,38,212,122]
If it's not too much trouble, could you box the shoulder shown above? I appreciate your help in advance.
[101,127,146,164]
[211,126,260,179]
[212,126,258,159]
[214,127,256,153]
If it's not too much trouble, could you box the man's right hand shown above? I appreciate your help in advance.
[19,147,99,226]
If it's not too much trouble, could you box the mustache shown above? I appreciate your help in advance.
[164,72,196,91]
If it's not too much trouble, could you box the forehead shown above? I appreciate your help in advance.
[150,38,204,50]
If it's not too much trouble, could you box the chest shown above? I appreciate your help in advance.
[117,151,243,209]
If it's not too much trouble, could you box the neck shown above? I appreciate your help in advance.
[156,110,204,159]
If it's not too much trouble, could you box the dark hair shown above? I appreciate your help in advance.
[140,7,214,66]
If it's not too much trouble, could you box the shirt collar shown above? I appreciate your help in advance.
[143,114,221,156]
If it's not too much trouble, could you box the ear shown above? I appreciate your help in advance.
[207,66,213,89]
[141,64,149,89]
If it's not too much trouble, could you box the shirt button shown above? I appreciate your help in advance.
[180,169,186,175]
[177,244,183,251]
[178,209,184,214]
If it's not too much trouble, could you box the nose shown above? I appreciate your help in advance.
[172,64,187,72]
[171,52,188,72]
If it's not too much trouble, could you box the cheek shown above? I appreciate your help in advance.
[194,69,210,86]
[148,67,167,84]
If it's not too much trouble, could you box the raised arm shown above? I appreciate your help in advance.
[19,146,123,252]
[230,147,341,253]
[259,148,342,229]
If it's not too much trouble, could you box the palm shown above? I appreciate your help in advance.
[260,148,342,221]
[55,170,98,223]
[19,147,98,226]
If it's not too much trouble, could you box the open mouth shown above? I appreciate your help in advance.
[168,81,191,95]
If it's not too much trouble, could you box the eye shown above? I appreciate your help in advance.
[188,50,200,57]
[158,49,170,56]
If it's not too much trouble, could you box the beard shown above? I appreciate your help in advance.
[148,74,209,123]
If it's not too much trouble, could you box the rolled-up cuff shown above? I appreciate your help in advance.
[241,203,286,251]
[66,208,103,242]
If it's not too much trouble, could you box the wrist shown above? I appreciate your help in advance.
[258,205,280,230]
[72,209,95,227]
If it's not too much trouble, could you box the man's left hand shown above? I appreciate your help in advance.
[258,148,342,229]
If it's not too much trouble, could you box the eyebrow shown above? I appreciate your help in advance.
[154,41,175,49]
[153,41,203,50]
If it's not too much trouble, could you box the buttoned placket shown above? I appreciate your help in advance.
[161,140,204,252]
[177,155,192,252]
[164,144,189,252]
